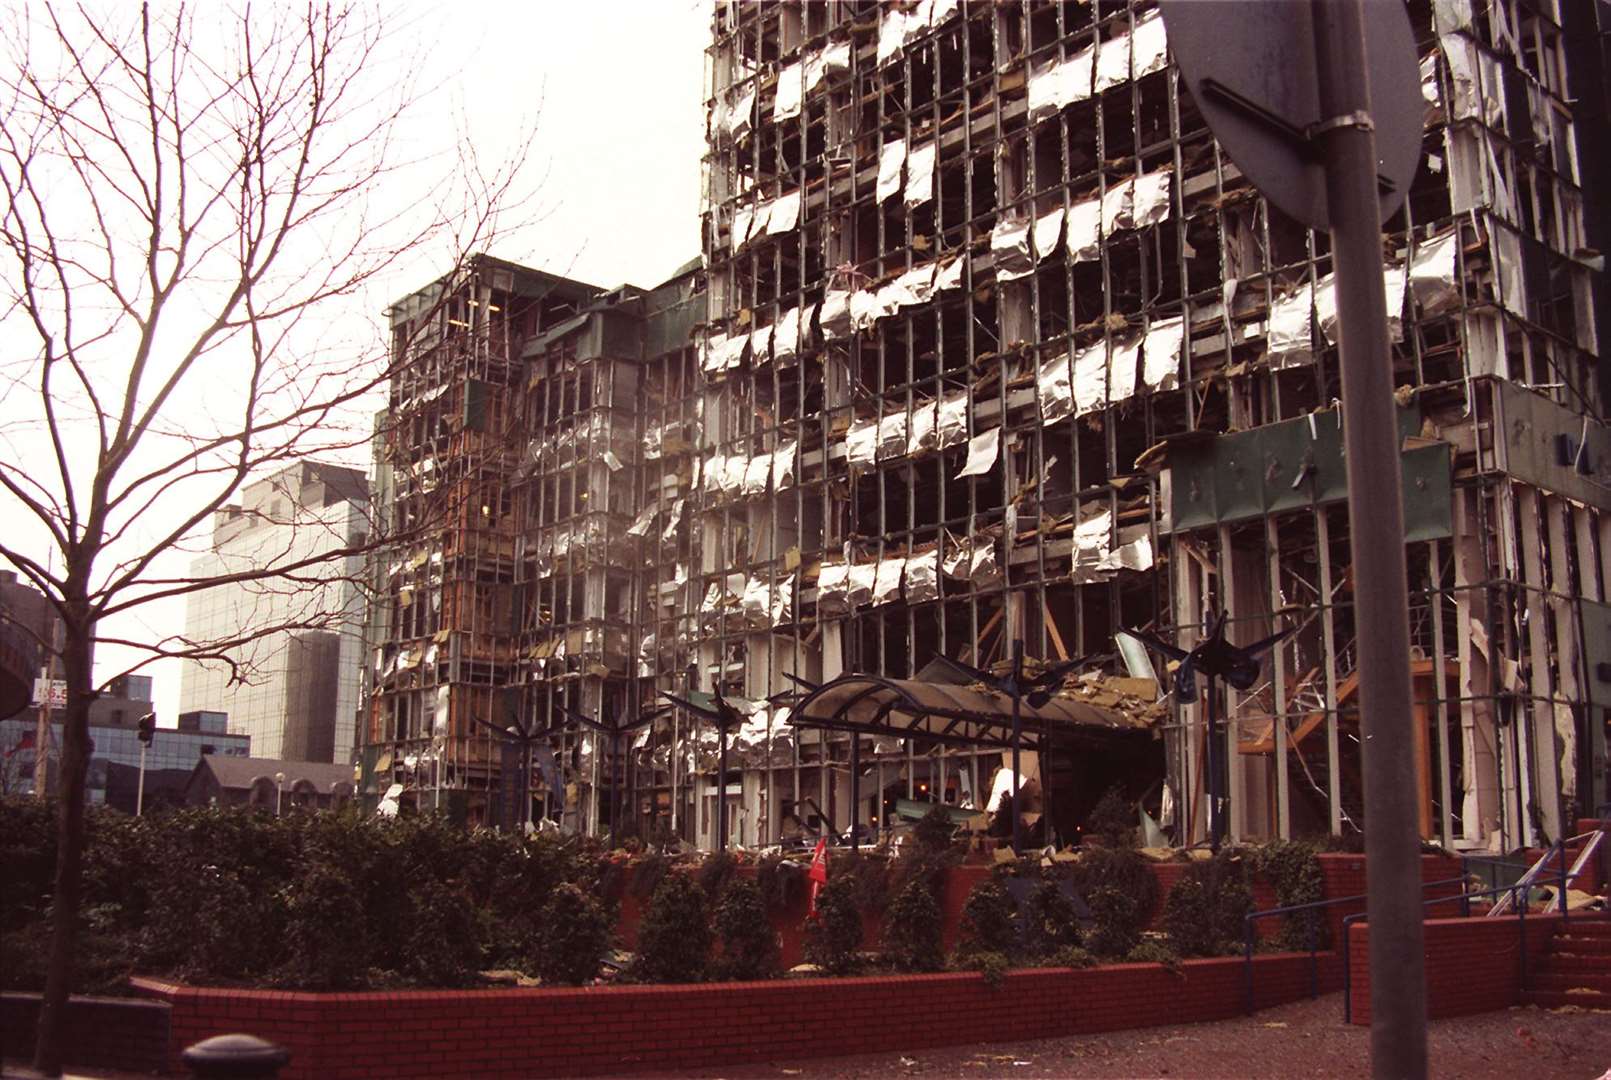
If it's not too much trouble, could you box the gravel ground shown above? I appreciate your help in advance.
[665,994,1611,1079]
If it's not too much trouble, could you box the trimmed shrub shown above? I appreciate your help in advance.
[957,880,1018,958]
[881,878,944,973]
[697,850,737,900]
[957,949,1011,989]
[755,852,805,912]
[912,804,956,855]
[628,851,673,901]
[1021,879,1082,957]
[636,873,712,982]
[1124,938,1183,974]
[1251,840,1329,950]
[1069,847,1157,959]
[1084,886,1143,957]
[1085,785,1138,848]
[803,878,862,975]
[276,862,372,989]
[403,881,482,987]
[1046,944,1096,969]
[531,883,610,986]
[834,849,891,914]
[713,879,778,981]
[1162,852,1252,958]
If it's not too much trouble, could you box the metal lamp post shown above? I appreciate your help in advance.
[274,771,285,816]
[135,712,155,816]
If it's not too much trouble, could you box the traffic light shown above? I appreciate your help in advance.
[137,713,156,745]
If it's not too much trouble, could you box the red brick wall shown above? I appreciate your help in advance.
[1,992,170,1074]
[1345,913,1563,1025]
[1314,854,1465,948]
[135,952,1336,1080]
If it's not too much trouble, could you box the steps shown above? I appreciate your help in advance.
[1521,918,1611,1011]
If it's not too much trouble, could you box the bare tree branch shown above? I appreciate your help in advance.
[0,3,546,1070]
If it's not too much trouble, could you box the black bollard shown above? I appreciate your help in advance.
[181,1034,291,1079]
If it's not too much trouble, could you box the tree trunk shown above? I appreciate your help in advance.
[32,616,93,1077]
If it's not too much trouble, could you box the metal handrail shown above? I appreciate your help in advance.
[1339,852,1588,1024]
[1240,876,1467,1015]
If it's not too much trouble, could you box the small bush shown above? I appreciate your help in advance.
[628,851,672,901]
[1070,847,1157,959]
[697,851,737,900]
[755,852,805,912]
[1251,840,1329,950]
[912,804,956,855]
[1162,852,1252,958]
[530,883,610,986]
[834,849,891,914]
[1021,879,1082,957]
[803,878,863,975]
[713,879,778,981]
[957,949,1012,989]
[403,882,482,987]
[1124,938,1183,975]
[957,880,1018,958]
[276,863,371,989]
[1085,785,1138,848]
[1084,886,1143,957]
[1046,944,1096,969]
[636,873,712,983]
[882,878,944,973]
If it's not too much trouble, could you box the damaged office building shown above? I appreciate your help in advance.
[360,0,1610,854]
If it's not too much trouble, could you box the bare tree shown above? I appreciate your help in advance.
[0,3,535,1072]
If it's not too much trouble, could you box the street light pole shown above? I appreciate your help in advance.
[274,771,285,816]
[136,744,148,816]
[135,712,155,816]
[1311,2,1427,1075]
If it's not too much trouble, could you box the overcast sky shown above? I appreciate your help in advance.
[2,0,711,731]
[424,0,709,290]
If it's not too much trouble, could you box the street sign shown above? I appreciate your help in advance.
[1159,0,1423,229]
[31,677,66,708]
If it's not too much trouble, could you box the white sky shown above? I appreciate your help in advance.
[1,0,711,728]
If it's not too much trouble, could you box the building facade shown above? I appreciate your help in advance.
[364,0,1610,851]
[0,679,251,809]
[178,461,370,762]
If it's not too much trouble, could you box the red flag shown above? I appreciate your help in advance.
[807,837,828,915]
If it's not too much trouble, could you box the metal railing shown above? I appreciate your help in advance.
[1339,841,1589,1024]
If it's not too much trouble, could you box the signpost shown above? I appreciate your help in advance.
[1159,3,1427,1075]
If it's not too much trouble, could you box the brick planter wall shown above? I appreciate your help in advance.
[1314,854,1465,948]
[134,952,1334,1080]
[1,992,170,1074]
[1345,913,1564,1025]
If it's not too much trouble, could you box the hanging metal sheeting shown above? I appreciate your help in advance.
[787,673,1157,752]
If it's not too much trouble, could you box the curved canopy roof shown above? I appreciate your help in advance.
[787,673,1155,751]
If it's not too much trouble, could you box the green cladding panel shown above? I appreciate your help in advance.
[1170,407,1451,538]
[463,378,489,433]
[1579,600,1611,711]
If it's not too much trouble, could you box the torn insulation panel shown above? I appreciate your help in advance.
[906,143,937,209]
[1267,283,1315,367]
[1033,206,1066,262]
[878,139,907,203]
[1141,316,1184,392]
[773,62,803,122]
[957,427,1001,478]
[1039,352,1075,424]
[992,217,1035,281]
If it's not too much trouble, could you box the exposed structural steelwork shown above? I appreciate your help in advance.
[361,0,1610,854]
